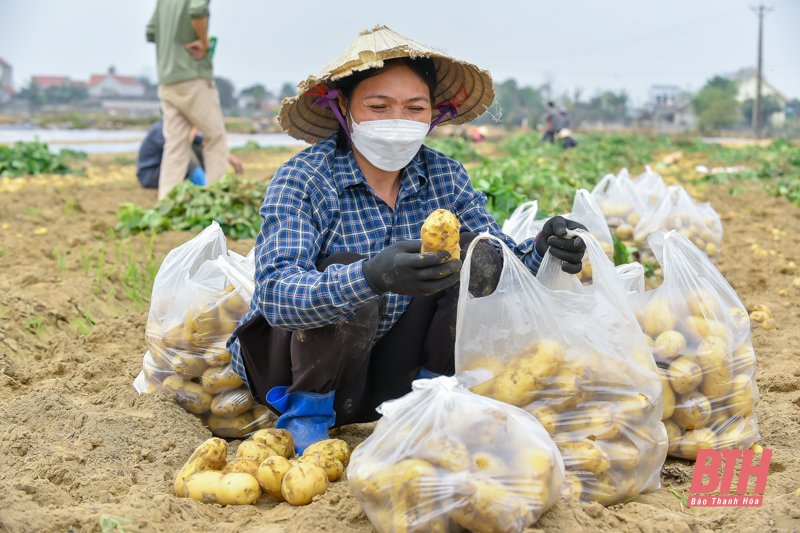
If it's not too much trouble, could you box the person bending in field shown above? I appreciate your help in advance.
[135,121,244,190]
[226,25,587,452]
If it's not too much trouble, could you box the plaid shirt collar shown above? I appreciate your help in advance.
[332,144,428,201]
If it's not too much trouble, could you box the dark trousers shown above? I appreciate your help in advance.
[236,232,502,426]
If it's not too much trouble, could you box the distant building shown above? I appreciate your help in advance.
[87,67,145,99]
[0,57,14,105]
[646,84,696,131]
[32,75,72,90]
[730,67,788,128]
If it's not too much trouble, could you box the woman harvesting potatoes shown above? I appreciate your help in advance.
[227,26,586,452]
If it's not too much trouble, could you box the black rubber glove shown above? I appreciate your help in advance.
[535,216,588,274]
[362,241,462,296]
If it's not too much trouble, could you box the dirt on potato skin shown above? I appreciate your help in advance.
[1,154,800,533]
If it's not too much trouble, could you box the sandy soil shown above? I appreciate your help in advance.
[1,152,799,532]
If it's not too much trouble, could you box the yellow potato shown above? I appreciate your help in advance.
[660,370,676,419]
[206,412,254,439]
[582,405,623,440]
[418,435,469,471]
[701,369,733,399]
[747,304,772,318]
[251,404,276,430]
[601,439,640,471]
[420,209,461,260]
[203,348,233,366]
[184,471,223,503]
[303,439,351,467]
[174,437,228,496]
[728,374,757,417]
[558,439,610,476]
[525,405,559,435]
[705,321,731,345]
[515,341,562,378]
[696,337,730,373]
[182,306,220,347]
[201,364,243,394]
[716,417,758,449]
[654,330,687,360]
[173,381,213,415]
[465,356,503,396]
[236,440,278,464]
[687,288,721,318]
[210,388,254,417]
[679,428,717,458]
[616,223,634,241]
[729,307,748,330]
[749,310,770,323]
[664,420,681,455]
[471,452,508,476]
[257,455,292,500]
[515,447,554,480]
[627,212,641,226]
[173,353,208,378]
[705,243,718,256]
[222,458,259,477]
[668,357,703,394]
[490,367,534,407]
[162,374,185,396]
[641,298,677,337]
[252,428,295,458]
[672,392,712,430]
[451,479,530,533]
[731,344,757,375]
[299,451,344,482]
[281,462,329,505]
[216,472,262,505]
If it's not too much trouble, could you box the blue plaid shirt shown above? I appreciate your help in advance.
[228,135,543,387]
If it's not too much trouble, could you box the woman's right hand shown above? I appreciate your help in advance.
[362,241,461,296]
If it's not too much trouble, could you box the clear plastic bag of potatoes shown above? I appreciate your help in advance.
[133,223,274,438]
[501,200,539,243]
[628,230,759,460]
[633,185,723,259]
[591,170,645,246]
[348,375,565,533]
[455,230,667,506]
[632,165,668,208]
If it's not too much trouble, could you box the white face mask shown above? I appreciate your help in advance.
[350,118,429,172]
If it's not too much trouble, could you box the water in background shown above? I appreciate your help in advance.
[0,127,307,154]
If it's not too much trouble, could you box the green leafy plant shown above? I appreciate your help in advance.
[116,175,266,240]
[0,141,85,177]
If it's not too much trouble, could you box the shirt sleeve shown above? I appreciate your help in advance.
[146,10,156,42]
[188,0,210,18]
[451,162,543,274]
[252,161,378,330]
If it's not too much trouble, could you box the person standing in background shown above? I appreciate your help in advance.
[541,101,560,143]
[559,106,571,129]
[147,0,230,200]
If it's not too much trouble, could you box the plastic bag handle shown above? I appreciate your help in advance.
[456,232,531,338]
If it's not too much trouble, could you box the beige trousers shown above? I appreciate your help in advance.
[157,78,229,199]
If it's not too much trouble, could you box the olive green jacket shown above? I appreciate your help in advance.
[146,0,212,86]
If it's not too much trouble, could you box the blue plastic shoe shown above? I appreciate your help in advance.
[416,367,441,380]
[266,386,335,455]
[188,166,206,186]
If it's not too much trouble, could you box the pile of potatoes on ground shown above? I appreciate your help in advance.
[175,430,351,506]
[142,284,273,438]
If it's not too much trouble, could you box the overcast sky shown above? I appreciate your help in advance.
[1,0,798,106]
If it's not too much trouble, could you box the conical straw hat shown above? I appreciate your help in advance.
[278,25,495,144]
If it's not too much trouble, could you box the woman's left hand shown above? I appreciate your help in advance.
[535,216,587,274]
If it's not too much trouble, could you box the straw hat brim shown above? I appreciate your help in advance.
[278,25,495,144]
